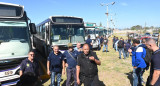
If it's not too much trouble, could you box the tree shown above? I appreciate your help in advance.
[130,25,142,30]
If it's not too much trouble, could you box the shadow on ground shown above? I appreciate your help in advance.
[125,72,133,86]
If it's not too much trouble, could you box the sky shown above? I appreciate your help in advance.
[1,0,160,29]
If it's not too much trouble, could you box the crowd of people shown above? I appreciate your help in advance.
[85,35,109,52]
[112,35,160,86]
[128,38,160,86]
[16,34,160,86]
[17,37,102,86]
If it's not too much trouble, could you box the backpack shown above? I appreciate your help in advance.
[143,48,152,66]
[137,45,152,67]
[118,40,124,48]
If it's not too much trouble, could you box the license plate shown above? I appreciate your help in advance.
[5,71,13,75]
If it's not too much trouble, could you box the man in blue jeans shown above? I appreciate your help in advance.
[63,43,79,86]
[128,39,146,86]
[117,38,126,59]
[103,37,109,52]
[47,45,65,86]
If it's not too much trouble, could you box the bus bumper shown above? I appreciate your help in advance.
[0,75,19,86]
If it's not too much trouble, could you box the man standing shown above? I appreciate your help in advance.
[96,36,101,50]
[74,42,83,53]
[118,38,126,59]
[76,44,101,86]
[114,37,119,52]
[100,36,104,48]
[20,50,40,81]
[128,39,146,86]
[86,35,93,50]
[124,41,131,58]
[63,43,79,86]
[103,37,109,52]
[112,36,116,48]
[146,39,160,86]
[47,46,65,86]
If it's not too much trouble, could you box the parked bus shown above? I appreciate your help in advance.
[0,2,36,86]
[33,16,85,57]
[95,28,105,37]
[84,23,99,49]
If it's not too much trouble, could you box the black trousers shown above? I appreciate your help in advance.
[80,75,99,86]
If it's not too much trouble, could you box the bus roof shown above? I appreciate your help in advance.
[0,2,24,19]
[37,16,84,26]
[49,16,83,19]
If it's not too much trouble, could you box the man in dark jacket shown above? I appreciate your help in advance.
[86,35,93,50]
[118,38,126,59]
[76,44,101,86]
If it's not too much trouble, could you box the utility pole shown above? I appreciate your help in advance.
[101,2,115,34]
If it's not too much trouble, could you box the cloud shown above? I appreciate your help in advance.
[120,2,128,6]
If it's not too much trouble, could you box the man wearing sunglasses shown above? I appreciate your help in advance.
[19,50,39,80]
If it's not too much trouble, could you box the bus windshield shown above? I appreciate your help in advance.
[51,25,85,44]
[88,29,95,34]
[69,26,85,44]
[0,21,30,59]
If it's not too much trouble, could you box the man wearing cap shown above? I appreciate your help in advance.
[63,43,79,86]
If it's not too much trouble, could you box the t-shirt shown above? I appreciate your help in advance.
[103,38,108,45]
[86,38,92,49]
[63,50,79,69]
[48,51,64,72]
[149,49,160,86]
[20,58,39,77]
[118,40,125,48]
[124,43,131,51]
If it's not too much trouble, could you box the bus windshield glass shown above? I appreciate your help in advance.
[0,21,30,59]
[51,25,85,43]
[88,29,95,34]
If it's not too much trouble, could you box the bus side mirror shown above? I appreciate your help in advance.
[29,23,37,34]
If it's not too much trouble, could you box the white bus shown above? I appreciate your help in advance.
[0,2,36,86]
[33,16,85,57]
[84,23,99,49]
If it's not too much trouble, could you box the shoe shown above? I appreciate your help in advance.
[107,51,109,52]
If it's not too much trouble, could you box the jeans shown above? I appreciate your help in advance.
[115,44,118,51]
[51,72,62,86]
[133,68,143,86]
[103,44,108,52]
[66,67,77,86]
[118,48,126,59]
[124,50,129,58]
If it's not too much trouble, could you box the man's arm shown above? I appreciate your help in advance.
[150,70,160,85]
[76,65,80,85]
[89,56,101,65]
[19,62,24,76]
[94,59,101,65]
[62,60,65,75]
[19,70,23,76]
[47,61,50,75]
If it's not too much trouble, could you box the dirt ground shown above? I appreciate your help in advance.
[42,33,150,86]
